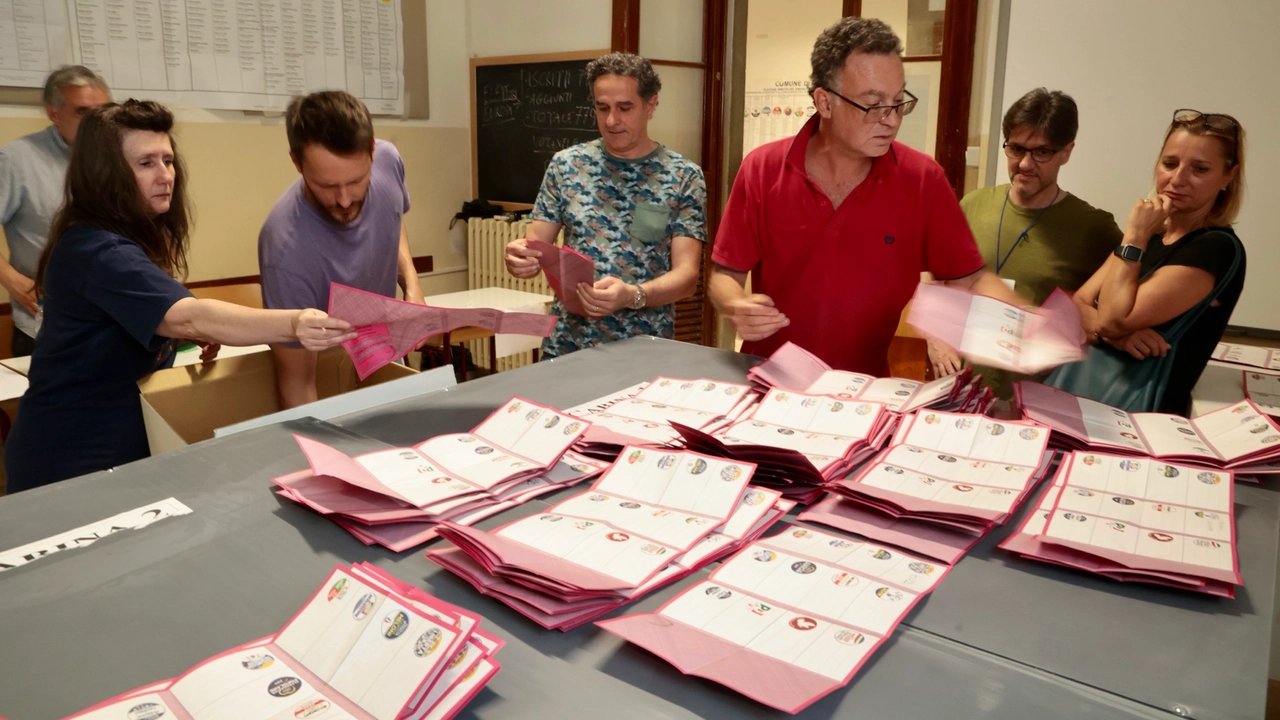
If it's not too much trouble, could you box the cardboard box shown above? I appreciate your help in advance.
[138,347,417,455]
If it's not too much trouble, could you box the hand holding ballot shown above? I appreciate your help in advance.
[907,283,1087,374]
[524,239,596,316]
[326,283,556,379]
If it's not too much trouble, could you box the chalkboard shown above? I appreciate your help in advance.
[470,51,606,207]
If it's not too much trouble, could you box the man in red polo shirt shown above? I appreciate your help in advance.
[710,17,1022,375]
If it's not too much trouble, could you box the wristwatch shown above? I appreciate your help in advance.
[1114,244,1144,262]
[629,284,648,310]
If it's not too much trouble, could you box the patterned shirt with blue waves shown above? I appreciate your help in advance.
[532,139,707,358]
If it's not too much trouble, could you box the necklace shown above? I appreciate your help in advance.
[995,185,1060,274]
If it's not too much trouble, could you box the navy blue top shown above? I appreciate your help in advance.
[5,224,192,492]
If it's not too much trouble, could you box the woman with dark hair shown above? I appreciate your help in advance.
[5,100,357,492]
[1057,109,1247,414]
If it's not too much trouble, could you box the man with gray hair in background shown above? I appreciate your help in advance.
[503,52,707,358]
[0,65,110,355]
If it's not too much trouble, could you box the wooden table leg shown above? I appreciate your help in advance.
[441,331,453,365]
[488,336,498,374]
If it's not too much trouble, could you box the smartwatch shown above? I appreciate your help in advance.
[1114,244,1144,263]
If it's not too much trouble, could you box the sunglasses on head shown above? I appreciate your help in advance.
[1172,109,1240,144]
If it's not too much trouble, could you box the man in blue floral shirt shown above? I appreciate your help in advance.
[504,52,707,358]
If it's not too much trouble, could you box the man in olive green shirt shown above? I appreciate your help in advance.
[929,88,1122,398]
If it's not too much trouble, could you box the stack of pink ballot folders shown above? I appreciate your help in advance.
[1016,381,1280,474]
[564,377,759,459]
[1000,452,1241,597]
[66,563,503,720]
[747,341,993,414]
[1241,371,1280,417]
[674,387,900,504]
[274,397,605,552]
[427,447,794,630]
[800,410,1055,564]
[598,524,950,714]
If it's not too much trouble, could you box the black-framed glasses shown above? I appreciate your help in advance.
[1172,109,1240,144]
[823,87,918,123]
[1002,142,1062,163]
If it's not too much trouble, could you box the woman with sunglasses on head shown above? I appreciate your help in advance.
[1062,109,1246,414]
[5,100,358,493]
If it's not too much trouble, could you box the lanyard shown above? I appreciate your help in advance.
[995,186,1060,274]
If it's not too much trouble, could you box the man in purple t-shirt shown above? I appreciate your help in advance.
[259,90,424,408]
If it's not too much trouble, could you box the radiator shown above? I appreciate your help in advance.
[465,218,553,373]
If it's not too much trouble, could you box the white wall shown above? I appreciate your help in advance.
[467,0,612,58]
[1002,0,1280,331]
[745,0,843,87]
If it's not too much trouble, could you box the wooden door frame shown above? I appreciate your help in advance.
[844,0,980,198]
[612,0,728,347]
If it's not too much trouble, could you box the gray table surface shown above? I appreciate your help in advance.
[0,337,1268,719]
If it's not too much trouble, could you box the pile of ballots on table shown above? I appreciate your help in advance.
[800,409,1056,564]
[274,397,608,551]
[1016,381,1280,474]
[426,446,794,631]
[66,563,502,720]
[1000,451,1241,597]
[747,341,994,415]
[598,524,951,714]
[564,377,758,459]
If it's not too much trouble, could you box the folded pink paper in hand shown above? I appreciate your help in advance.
[526,239,595,316]
[328,282,557,379]
[907,283,1086,374]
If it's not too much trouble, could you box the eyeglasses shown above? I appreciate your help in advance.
[823,87,918,123]
[1172,109,1240,144]
[1002,142,1062,163]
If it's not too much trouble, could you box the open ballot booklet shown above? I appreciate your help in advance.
[67,563,503,720]
[327,283,556,379]
[428,447,794,630]
[598,524,950,714]
[747,341,989,414]
[1213,342,1280,371]
[677,388,899,504]
[564,377,758,454]
[801,411,1053,563]
[1243,371,1280,416]
[1000,452,1240,597]
[1016,381,1280,471]
[907,284,1086,374]
[525,239,595,316]
[276,398,596,552]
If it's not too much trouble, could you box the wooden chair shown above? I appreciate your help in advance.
[189,282,263,308]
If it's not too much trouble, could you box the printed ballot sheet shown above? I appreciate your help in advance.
[68,565,499,720]
[575,377,757,444]
[328,283,555,379]
[1213,342,1280,371]
[748,341,965,412]
[489,448,756,587]
[1018,382,1280,466]
[841,411,1050,521]
[719,389,886,467]
[1244,371,1280,415]
[526,239,595,316]
[296,397,589,509]
[908,284,1085,373]
[1040,453,1240,584]
[599,525,949,713]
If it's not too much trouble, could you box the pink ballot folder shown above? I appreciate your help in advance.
[1243,370,1280,417]
[598,523,951,714]
[434,446,759,592]
[1016,381,1280,471]
[1000,452,1241,596]
[326,283,557,379]
[430,490,794,631]
[294,397,591,510]
[746,341,985,414]
[566,376,760,453]
[525,239,595,316]
[1214,342,1280,371]
[907,284,1086,374]
[65,564,504,720]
